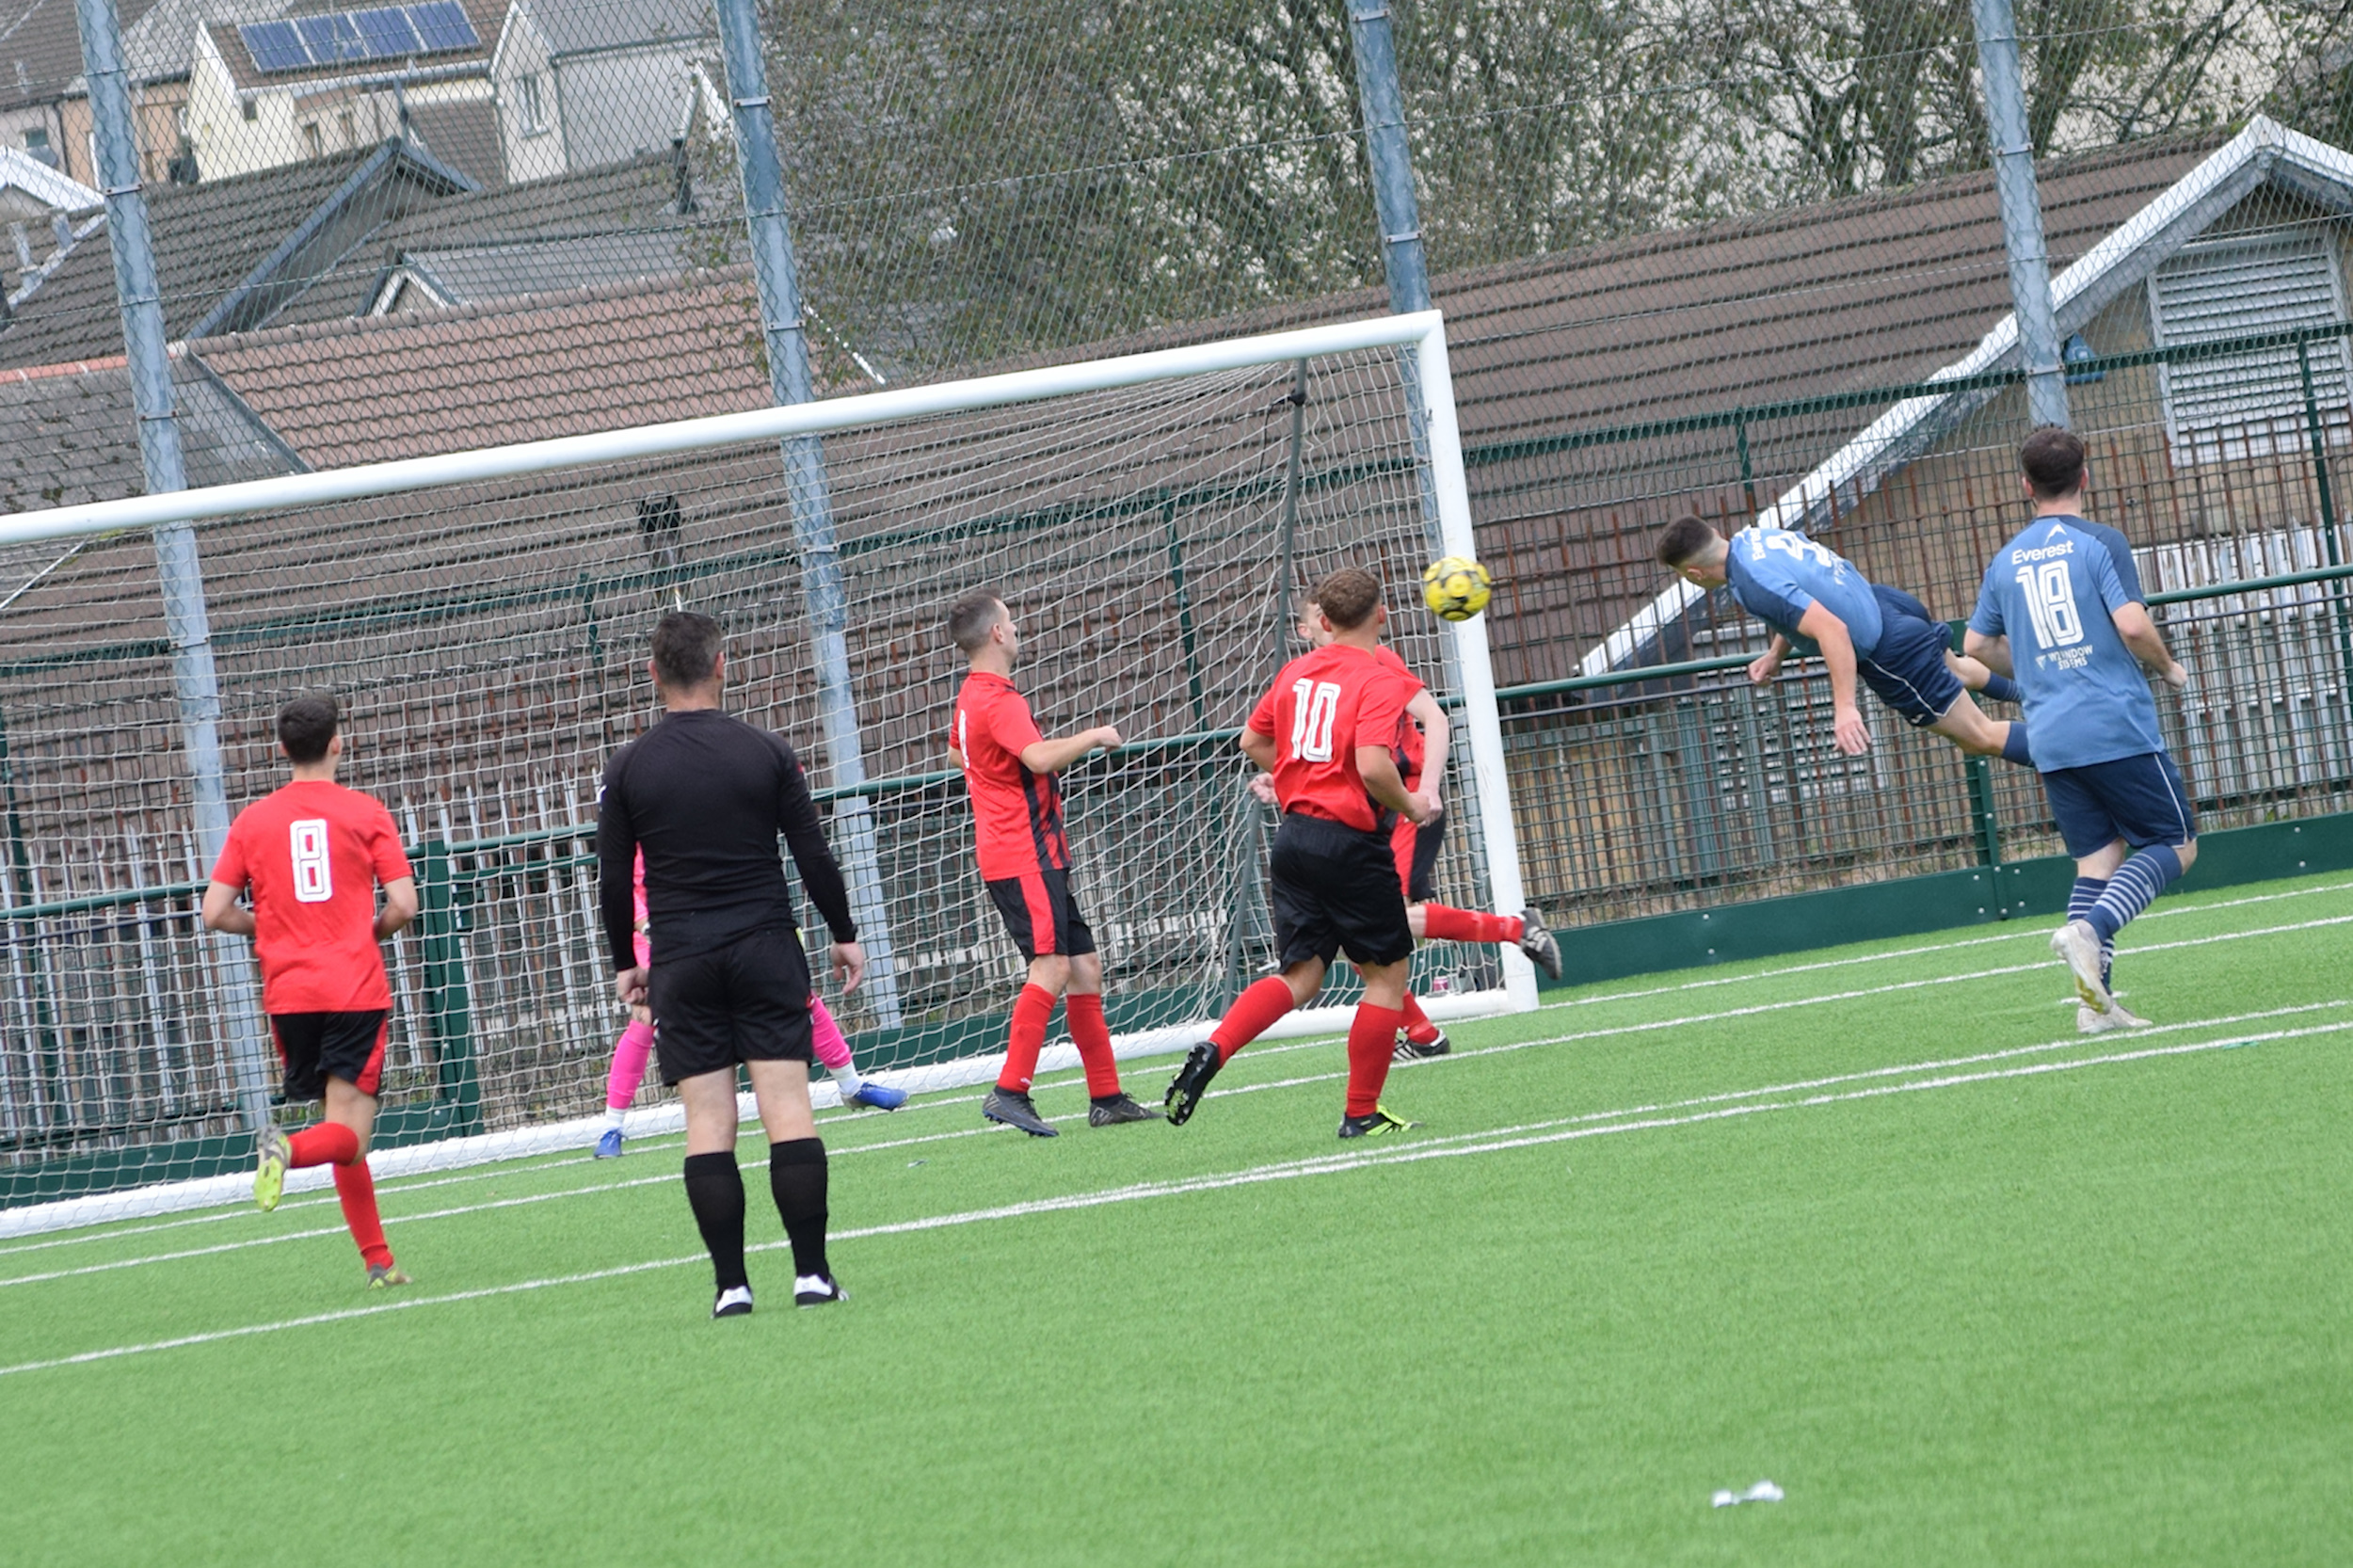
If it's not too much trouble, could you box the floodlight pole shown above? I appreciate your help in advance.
[75,0,273,1128]
[1346,0,1445,545]
[1973,0,2071,430]
[712,0,902,1026]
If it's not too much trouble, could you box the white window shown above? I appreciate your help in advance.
[517,72,546,135]
[2150,232,2351,466]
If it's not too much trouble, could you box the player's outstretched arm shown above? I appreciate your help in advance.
[200,880,256,937]
[1409,690,1450,809]
[2111,602,2189,689]
[375,876,418,940]
[1797,603,1870,755]
[1018,725,1122,776]
[1748,633,1793,685]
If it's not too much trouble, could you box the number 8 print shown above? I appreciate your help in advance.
[290,819,333,903]
[2014,560,2085,650]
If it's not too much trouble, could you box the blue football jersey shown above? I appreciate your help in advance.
[1723,527,1885,657]
[2044,513,2145,602]
[1969,519,2165,771]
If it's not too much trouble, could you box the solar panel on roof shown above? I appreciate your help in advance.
[295,12,368,62]
[352,7,423,56]
[407,1,479,51]
[239,0,480,73]
[239,20,312,73]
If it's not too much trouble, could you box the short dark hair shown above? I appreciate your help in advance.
[947,591,1006,653]
[650,610,723,689]
[1656,514,1721,568]
[277,694,338,764]
[2020,424,2087,500]
[1313,568,1382,631]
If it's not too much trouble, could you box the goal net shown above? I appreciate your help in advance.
[0,311,1530,1224]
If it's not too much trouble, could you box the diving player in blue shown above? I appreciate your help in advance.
[1964,426,2192,1032]
[1656,515,2033,763]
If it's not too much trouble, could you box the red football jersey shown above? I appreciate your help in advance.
[1374,645,1428,789]
[953,671,1070,880]
[212,779,412,1014]
[1247,643,1422,832]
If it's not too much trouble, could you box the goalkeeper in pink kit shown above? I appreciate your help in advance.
[593,850,904,1158]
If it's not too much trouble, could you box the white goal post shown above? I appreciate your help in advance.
[0,309,1534,1228]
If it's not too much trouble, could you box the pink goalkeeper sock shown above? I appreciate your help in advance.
[604,1018,655,1112]
[810,995,852,1072]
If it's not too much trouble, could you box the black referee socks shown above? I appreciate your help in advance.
[682,1151,748,1292]
[769,1138,830,1280]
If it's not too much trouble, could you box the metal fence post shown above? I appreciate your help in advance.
[414,844,481,1134]
[711,0,901,1026]
[74,0,272,1130]
[1972,0,2070,431]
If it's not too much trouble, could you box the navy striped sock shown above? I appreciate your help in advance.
[1981,672,2023,704]
[2086,846,2184,943]
[2069,876,2114,986]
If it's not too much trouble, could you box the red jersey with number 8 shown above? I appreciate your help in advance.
[1247,643,1422,832]
[211,779,412,1014]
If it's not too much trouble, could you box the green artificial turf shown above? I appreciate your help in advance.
[3,872,2350,1566]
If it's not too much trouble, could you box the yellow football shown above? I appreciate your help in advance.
[1421,555,1493,622]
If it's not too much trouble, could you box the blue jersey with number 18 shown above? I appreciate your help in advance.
[1968,518,2163,772]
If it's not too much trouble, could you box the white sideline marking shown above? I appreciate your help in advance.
[7,883,2345,1251]
[4,1008,2341,1380]
[7,995,2345,1289]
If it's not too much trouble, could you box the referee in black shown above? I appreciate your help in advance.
[599,611,865,1318]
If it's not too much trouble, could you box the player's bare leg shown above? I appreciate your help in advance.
[984,952,1071,1137]
[1166,957,1326,1125]
[1337,956,1420,1138]
[1925,690,2028,764]
[1408,901,1562,981]
[255,1075,405,1286]
[680,1058,840,1316]
[1064,951,1158,1126]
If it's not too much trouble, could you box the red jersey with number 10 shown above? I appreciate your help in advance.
[1247,642,1423,832]
[211,779,412,1014]
[953,671,1071,879]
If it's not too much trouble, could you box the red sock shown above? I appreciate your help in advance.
[998,984,1056,1093]
[1064,992,1121,1098]
[1345,1003,1405,1117]
[1209,976,1295,1063]
[1418,905,1522,946]
[1398,992,1442,1045]
[286,1122,360,1168]
[333,1159,393,1271]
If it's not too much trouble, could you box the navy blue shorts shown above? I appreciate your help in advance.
[1855,584,1964,728]
[2041,751,2198,858]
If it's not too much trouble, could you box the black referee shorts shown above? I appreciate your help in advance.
[648,925,815,1085]
[1270,811,1415,969]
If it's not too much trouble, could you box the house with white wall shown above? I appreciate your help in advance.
[489,0,715,185]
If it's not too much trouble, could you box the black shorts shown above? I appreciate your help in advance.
[1390,807,1446,904]
[1270,811,1416,968]
[1855,584,1966,728]
[269,1010,388,1101]
[985,866,1097,960]
[648,925,815,1085]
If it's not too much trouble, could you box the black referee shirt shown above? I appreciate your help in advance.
[598,708,857,969]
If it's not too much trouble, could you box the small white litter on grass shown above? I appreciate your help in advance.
[1712,1480,1784,1508]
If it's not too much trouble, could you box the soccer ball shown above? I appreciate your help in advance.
[1421,556,1493,622]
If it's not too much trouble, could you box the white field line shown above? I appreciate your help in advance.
[8,890,2346,1256]
[8,995,2343,1290]
[5,1008,2341,1380]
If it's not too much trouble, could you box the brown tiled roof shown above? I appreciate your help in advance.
[1,0,166,109]
[194,267,771,466]
[0,350,298,511]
